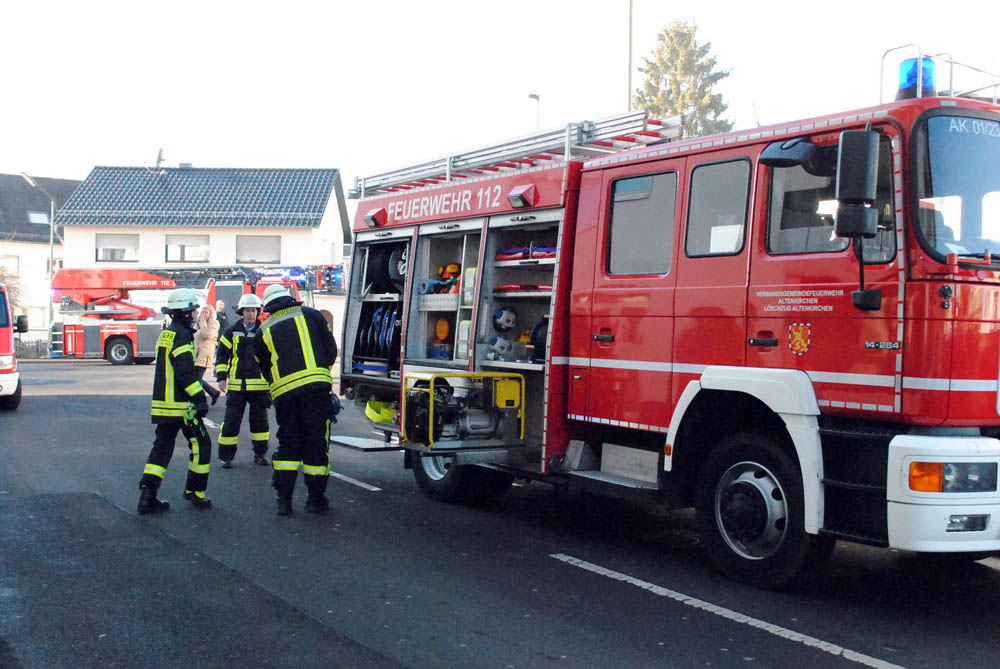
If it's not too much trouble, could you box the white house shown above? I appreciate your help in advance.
[57,166,350,271]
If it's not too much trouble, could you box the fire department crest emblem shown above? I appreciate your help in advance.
[789,323,811,356]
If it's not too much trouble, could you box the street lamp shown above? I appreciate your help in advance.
[20,172,57,333]
[528,93,540,130]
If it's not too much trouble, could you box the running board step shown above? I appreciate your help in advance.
[330,436,403,452]
[565,471,660,502]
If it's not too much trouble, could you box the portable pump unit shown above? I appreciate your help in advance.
[403,374,524,447]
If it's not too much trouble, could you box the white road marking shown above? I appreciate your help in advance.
[330,471,381,491]
[551,554,904,669]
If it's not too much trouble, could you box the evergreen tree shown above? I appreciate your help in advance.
[633,21,733,138]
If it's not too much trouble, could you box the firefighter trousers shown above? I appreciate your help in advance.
[218,390,270,462]
[271,389,332,499]
[140,419,212,493]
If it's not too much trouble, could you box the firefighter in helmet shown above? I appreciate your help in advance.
[215,292,270,468]
[138,287,213,513]
[253,283,338,515]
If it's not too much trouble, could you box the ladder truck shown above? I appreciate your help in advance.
[50,266,310,364]
[335,47,1000,587]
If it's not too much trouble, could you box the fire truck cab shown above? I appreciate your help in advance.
[338,49,1000,587]
[0,282,29,410]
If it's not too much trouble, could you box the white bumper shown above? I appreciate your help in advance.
[0,371,19,397]
[887,434,1000,552]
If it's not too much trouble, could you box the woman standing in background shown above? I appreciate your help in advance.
[194,305,221,404]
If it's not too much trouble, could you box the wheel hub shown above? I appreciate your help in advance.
[714,461,788,560]
[719,481,768,541]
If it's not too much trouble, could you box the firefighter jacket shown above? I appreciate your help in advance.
[151,321,207,424]
[254,298,338,402]
[214,319,268,392]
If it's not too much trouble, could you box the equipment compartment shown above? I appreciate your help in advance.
[405,222,482,366]
[344,238,409,380]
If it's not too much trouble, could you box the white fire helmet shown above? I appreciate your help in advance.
[236,293,263,313]
[162,288,200,314]
[493,306,517,332]
[488,336,512,356]
[261,283,291,309]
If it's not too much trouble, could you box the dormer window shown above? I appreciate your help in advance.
[27,211,49,225]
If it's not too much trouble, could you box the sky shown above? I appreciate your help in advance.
[4,0,999,218]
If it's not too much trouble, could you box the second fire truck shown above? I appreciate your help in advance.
[337,48,1000,587]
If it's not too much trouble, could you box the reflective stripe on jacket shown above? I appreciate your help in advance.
[254,301,338,401]
[215,320,268,392]
[151,323,205,423]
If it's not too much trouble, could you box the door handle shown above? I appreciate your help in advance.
[748,337,778,347]
[593,334,615,343]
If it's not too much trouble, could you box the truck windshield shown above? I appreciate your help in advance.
[916,114,1000,259]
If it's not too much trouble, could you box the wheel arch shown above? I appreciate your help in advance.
[667,366,824,534]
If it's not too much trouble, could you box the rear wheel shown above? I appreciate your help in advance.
[697,431,826,589]
[413,453,514,503]
[0,380,22,411]
[105,338,134,365]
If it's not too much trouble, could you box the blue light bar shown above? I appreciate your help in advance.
[897,57,936,99]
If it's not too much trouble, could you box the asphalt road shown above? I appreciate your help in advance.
[3,360,1000,668]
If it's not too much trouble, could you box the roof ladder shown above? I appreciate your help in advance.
[350,110,683,198]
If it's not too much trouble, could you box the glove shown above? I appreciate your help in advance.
[194,395,209,418]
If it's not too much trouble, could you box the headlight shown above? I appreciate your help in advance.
[0,355,14,371]
[909,461,999,492]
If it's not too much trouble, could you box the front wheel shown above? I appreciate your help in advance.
[0,380,21,411]
[105,338,134,365]
[697,431,824,589]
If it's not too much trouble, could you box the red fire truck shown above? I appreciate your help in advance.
[1,281,29,410]
[51,267,308,364]
[337,49,1000,587]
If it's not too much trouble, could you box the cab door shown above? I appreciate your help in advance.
[672,153,754,404]
[748,132,901,416]
[583,158,684,430]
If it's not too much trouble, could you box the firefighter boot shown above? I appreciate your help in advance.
[305,493,331,514]
[137,485,170,515]
[184,490,213,509]
[254,454,269,466]
[276,496,293,516]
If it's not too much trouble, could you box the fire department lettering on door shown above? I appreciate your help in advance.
[386,185,503,223]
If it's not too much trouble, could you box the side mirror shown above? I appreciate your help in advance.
[835,128,882,312]
[760,138,818,169]
[835,130,879,239]
[15,315,29,333]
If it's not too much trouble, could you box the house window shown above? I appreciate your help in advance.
[46,258,63,275]
[236,235,281,264]
[166,234,210,263]
[96,234,140,262]
[27,211,50,225]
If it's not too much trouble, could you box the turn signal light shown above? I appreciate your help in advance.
[909,462,942,492]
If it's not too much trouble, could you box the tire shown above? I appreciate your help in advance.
[105,338,134,365]
[0,380,21,411]
[696,431,822,589]
[413,454,513,503]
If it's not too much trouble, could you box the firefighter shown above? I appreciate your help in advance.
[215,292,270,468]
[254,283,338,515]
[138,288,213,514]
